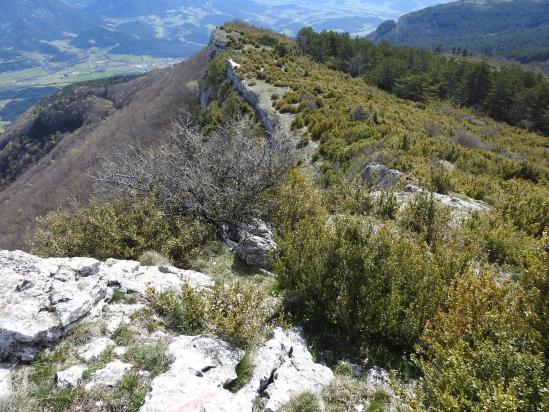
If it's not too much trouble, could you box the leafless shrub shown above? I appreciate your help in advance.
[454,128,484,149]
[350,106,369,121]
[425,120,442,137]
[95,116,296,226]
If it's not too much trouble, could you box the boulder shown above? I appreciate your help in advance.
[105,259,213,295]
[0,251,109,361]
[0,364,12,400]
[224,219,276,270]
[85,360,132,390]
[361,163,404,190]
[56,364,86,389]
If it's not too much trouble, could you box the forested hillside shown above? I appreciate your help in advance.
[368,0,549,72]
[298,28,549,135]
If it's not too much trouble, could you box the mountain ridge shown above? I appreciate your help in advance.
[368,0,549,72]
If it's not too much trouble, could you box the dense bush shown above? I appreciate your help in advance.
[96,116,295,227]
[148,280,280,347]
[398,192,451,248]
[491,180,549,238]
[30,195,213,266]
[275,215,454,349]
[414,271,548,411]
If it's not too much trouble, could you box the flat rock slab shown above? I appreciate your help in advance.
[0,251,109,361]
[78,337,116,362]
[141,328,333,412]
[105,259,214,295]
[0,251,214,362]
[85,360,133,390]
[56,364,86,389]
[141,335,244,412]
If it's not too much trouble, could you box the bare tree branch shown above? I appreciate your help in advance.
[94,116,296,226]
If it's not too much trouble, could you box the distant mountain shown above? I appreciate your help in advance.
[0,0,450,74]
[368,0,549,70]
[0,0,98,71]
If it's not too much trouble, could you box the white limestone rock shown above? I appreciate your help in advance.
[85,360,132,390]
[241,328,334,411]
[141,328,333,412]
[0,364,12,400]
[56,364,86,389]
[361,163,404,190]
[0,251,109,361]
[394,185,490,217]
[371,184,490,219]
[104,303,146,334]
[78,337,115,362]
[105,259,213,295]
[224,219,276,270]
[141,335,244,412]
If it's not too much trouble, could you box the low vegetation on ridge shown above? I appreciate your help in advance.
[25,21,548,411]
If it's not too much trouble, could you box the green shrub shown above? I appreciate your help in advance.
[30,195,213,266]
[373,191,398,219]
[430,166,453,194]
[148,281,278,347]
[280,392,322,412]
[123,343,173,378]
[519,238,549,360]
[138,251,173,267]
[398,192,451,248]
[414,271,547,411]
[147,284,206,335]
[112,324,133,346]
[491,180,548,238]
[272,169,327,235]
[275,216,453,348]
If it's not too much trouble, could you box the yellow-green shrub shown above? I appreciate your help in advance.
[30,196,213,266]
[275,215,455,348]
[148,280,279,347]
[414,271,547,411]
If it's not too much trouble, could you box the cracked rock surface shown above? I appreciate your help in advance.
[143,328,333,412]
[0,251,109,361]
[0,251,214,362]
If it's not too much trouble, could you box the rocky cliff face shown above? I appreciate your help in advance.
[202,29,296,141]
[0,250,333,410]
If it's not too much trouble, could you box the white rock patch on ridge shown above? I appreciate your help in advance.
[0,251,109,361]
[142,328,333,412]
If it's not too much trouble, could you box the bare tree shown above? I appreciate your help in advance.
[95,116,296,226]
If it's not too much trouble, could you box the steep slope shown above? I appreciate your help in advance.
[368,0,549,71]
[0,50,207,249]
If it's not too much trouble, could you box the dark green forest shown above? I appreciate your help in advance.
[368,0,549,69]
[297,28,549,135]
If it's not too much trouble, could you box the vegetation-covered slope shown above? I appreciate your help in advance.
[2,21,548,411]
[368,0,549,72]
[0,51,207,249]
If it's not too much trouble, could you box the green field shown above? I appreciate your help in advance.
[0,52,182,130]
[0,52,179,89]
